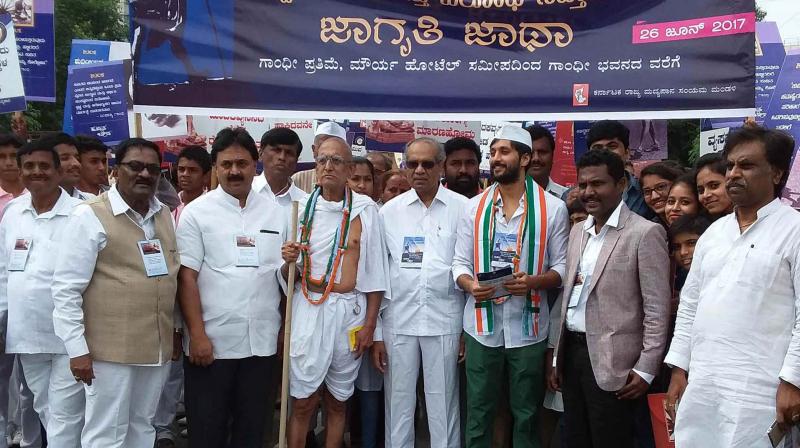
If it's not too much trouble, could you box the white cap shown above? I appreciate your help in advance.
[314,121,347,140]
[494,125,532,149]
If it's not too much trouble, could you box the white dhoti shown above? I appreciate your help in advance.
[19,354,84,447]
[290,292,366,402]
[285,191,390,404]
[81,361,170,448]
[383,331,460,448]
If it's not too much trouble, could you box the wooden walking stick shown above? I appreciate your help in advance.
[279,201,299,448]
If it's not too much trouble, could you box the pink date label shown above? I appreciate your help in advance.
[632,12,755,44]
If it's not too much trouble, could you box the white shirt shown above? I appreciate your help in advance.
[71,188,95,201]
[252,174,307,208]
[453,186,569,348]
[664,199,800,446]
[0,190,81,354]
[177,187,286,359]
[52,185,170,360]
[546,178,569,198]
[565,201,623,333]
[380,186,467,337]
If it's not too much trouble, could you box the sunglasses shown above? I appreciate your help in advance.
[406,160,437,170]
[120,161,161,175]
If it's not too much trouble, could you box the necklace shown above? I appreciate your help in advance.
[299,186,353,305]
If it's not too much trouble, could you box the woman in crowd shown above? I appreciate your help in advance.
[664,173,701,226]
[640,162,686,226]
[694,153,733,219]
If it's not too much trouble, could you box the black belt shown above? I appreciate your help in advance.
[566,330,587,345]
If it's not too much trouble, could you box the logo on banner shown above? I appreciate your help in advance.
[573,84,589,106]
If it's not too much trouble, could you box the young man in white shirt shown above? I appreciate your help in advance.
[254,128,306,207]
[177,128,286,447]
[281,137,389,448]
[452,126,569,448]
[665,127,800,447]
[0,139,84,446]
[40,133,94,201]
[52,138,180,448]
[525,125,568,198]
[373,137,467,448]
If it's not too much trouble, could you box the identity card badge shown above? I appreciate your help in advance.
[8,237,32,271]
[137,239,168,277]
[400,236,424,269]
[235,235,259,267]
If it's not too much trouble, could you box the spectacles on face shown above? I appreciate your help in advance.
[120,161,161,175]
[316,155,347,167]
[643,182,671,197]
[406,160,436,171]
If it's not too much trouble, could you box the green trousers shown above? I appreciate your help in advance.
[464,334,546,448]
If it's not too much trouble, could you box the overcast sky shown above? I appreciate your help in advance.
[760,0,800,44]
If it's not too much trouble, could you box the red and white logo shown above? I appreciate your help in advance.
[573,84,589,107]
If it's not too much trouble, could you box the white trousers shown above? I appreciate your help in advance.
[1,354,41,447]
[383,332,461,448]
[19,354,84,448]
[82,361,170,448]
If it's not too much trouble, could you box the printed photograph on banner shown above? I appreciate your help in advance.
[6,0,34,27]
[782,153,800,210]
[622,120,668,161]
[141,113,189,140]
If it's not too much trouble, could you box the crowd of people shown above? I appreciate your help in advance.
[0,119,797,448]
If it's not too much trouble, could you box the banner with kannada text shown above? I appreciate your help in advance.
[13,0,55,102]
[132,0,755,120]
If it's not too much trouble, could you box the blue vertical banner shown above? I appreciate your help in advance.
[0,14,27,114]
[67,60,131,145]
[764,51,800,207]
[754,22,786,123]
[13,0,55,102]
[63,40,131,134]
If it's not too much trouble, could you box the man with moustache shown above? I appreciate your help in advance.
[665,127,800,447]
[525,125,568,198]
[74,135,110,196]
[373,137,467,448]
[443,137,482,199]
[52,138,180,447]
[40,133,94,200]
[548,149,670,448]
[292,122,348,193]
[452,125,569,448]
[177,128,286,447]
[280,137,389,448]
[0,139,85,446]
[254,128,306,207]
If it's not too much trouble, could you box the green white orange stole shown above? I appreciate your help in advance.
[473,176,548,339]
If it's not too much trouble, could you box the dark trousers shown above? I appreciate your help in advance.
[562,332,637,448]
[184,355,278,448]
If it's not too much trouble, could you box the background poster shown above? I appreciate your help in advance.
[0,14,27,114]
[132,0,756,120]
[68,61,130,145]
[764,51,800,208]
[13,0,55,102]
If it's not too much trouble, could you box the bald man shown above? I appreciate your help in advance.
[280,138,390,448]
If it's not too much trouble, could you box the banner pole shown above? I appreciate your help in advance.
[279,201,299,448]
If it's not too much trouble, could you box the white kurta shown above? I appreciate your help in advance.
[280,192,390,401]
[664,199,800,448]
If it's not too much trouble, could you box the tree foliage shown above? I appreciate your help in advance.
[0,0,127,134]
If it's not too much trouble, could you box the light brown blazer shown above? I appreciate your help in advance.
[550,203,671,391]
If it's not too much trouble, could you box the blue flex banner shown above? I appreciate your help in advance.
[132,0,756,120]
